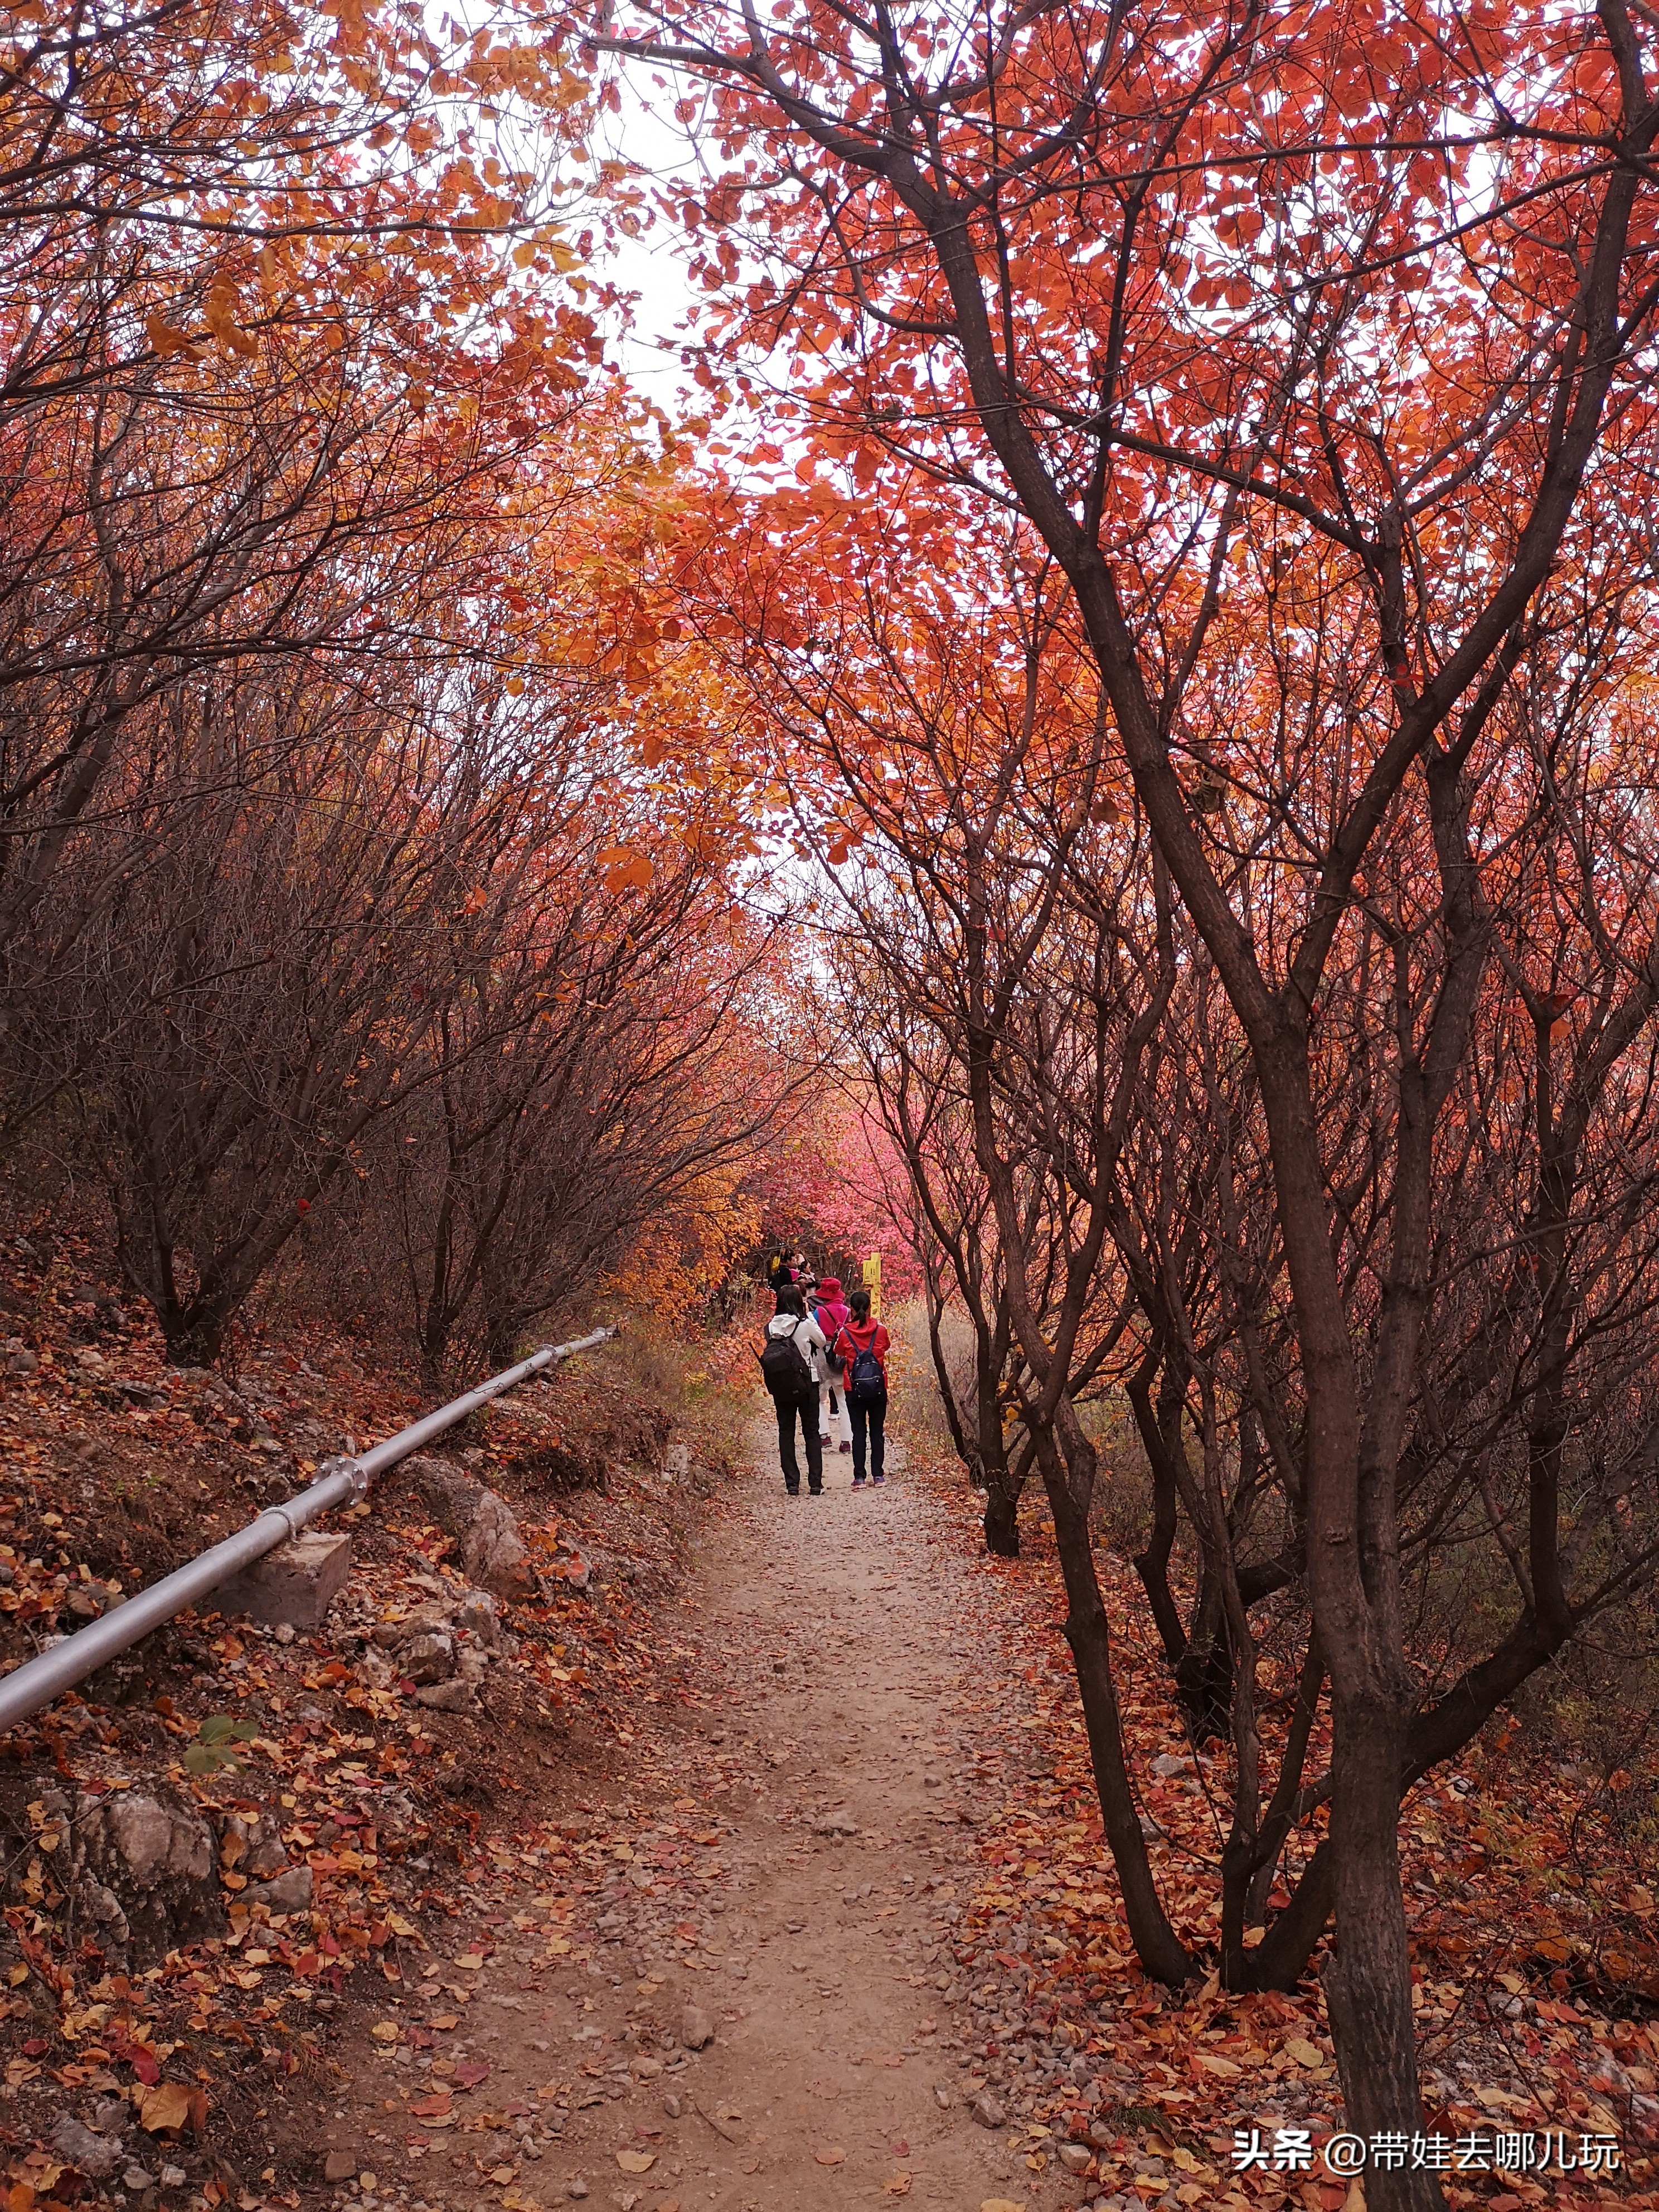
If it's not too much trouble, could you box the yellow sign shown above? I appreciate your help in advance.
[862,1251,881,1317]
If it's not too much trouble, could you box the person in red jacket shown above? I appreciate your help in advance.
[832,1288,891,1487]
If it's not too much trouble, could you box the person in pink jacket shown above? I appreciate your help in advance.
[813,1275,852,1453]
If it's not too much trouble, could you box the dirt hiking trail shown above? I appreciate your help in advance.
[339,1424,1089,2212]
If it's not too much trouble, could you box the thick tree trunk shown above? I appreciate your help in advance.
[983,1473,1021,1557]
[976,1352,1023,1556]
[485,1311,524,1370]
[1324,1693,1438,2212]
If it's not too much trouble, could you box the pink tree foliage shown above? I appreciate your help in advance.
[749,1087,925,1298]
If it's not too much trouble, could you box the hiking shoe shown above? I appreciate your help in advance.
[872,1474,886,1485]
[852,1477,866,1488]
[838,1440,851,1453]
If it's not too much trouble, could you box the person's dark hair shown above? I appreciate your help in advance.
[774,1286,806,1317]
[850,1288,872,1320]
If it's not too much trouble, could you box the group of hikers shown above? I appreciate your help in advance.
[760,1250,891,1496]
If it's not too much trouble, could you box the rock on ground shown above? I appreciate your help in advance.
[67,1784,224,1964]
[50,2114,124,2180]
[399,1456,533,1599]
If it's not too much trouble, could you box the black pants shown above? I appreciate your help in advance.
[774,1393,823,1493]
[849,1390,887,1481]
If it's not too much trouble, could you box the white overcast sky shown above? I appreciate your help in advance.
[589,82,709,411]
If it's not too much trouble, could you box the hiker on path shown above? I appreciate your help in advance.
[761,1286,829,1497]
[812,1274,852,1454]
[833,1288,891,1487]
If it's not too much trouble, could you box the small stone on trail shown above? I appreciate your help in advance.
[415,1677,478,1712]
[51,2114,122,2180]
[813,1809,859,1837]
[1059,2142,1093,2172]
[932,2083,954,2110]
[968,2089,1006,2129]
[564,2182,589,2201]
[244,1863,313,1914]
[662,2092,682,2118]
[159,2165,187,2189]
[401,1631,456,1685]
[680,2004,714,2050]
[323,2151,357,2182]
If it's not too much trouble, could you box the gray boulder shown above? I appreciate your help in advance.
[454,1589,501,1646]
[400,1458,533,1600]
[461,1491,531,1598]
[69,1786,224,1963]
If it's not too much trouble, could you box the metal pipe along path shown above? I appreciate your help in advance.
[0,1325,616,1733]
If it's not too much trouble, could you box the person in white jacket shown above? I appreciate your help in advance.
[761,1286,829,1496]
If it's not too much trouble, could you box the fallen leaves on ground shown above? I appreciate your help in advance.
[134,2081,195,2133]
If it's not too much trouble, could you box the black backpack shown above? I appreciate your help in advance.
[846,1335,885,1405]
[759,1326,813,1400]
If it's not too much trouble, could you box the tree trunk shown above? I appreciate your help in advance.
[486,1309,523,1370]
[1323,1692,1439,2212]
[159,1292,237,1369]
[1031,1421,1194,1987]
[983,1473,1021,1557]
[1173,1574,1235,1743]
[1241,1839,1334,1992]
